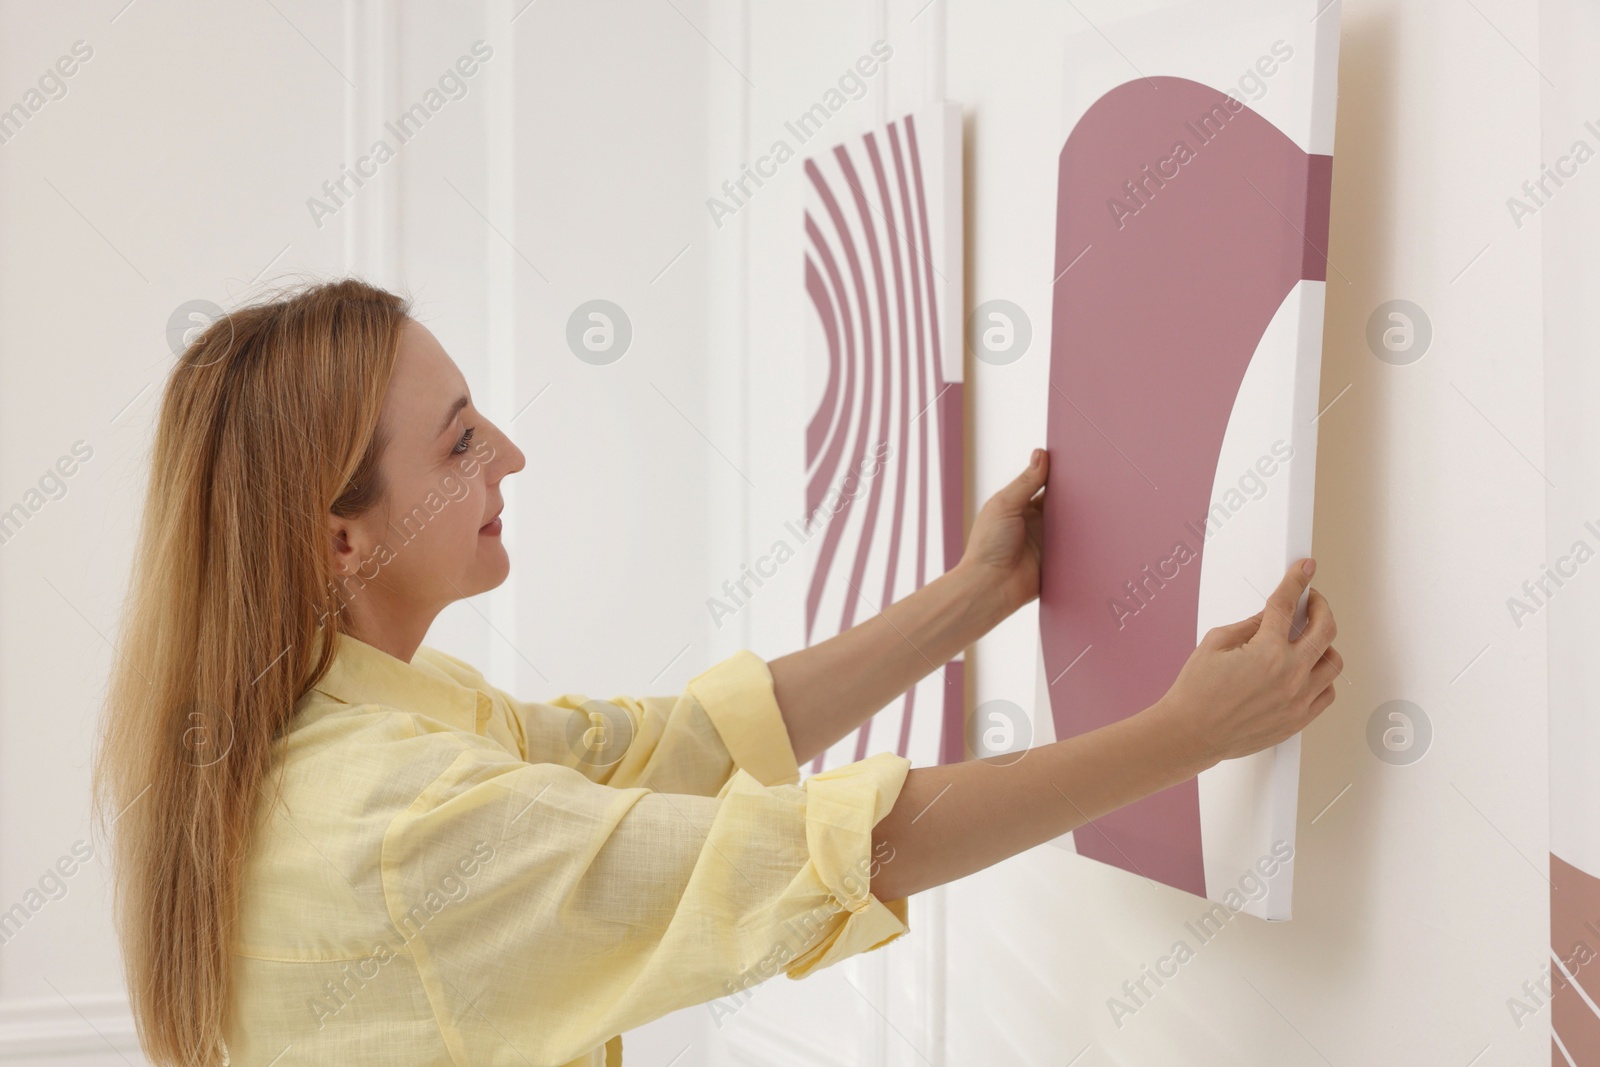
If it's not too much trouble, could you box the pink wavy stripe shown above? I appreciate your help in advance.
[1041,76,1333,897]
[801,158,877,658]
[802,211,856,523]
[865,130,914,624]
[833,143,896,640]
[834,133,898,761]
[888,121,933,604]
[906,112,968,762]
[801,208,860,645]
[890,121,931,761]
[863,127,918,762]
[890,118,939,765]
[803,254,842,469]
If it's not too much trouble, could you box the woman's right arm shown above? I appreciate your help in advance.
[870,557,1341,902]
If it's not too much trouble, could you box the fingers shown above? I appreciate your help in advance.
[1203,611,1264,650]
[1306,680,1338,719]
[1307,643,1342,693]
[994,449,1049,509]
[1294,588,1337,664]
[1260,558,1315,641]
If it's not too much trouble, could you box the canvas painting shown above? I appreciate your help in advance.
[1033,0,1341,920]
[801,101,965,773]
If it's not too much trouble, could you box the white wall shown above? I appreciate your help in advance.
[1540,3,1600,1060]
[714,0,1553,1064]
[941,0,1549,1063]
[0,0,725,1062]
[0,0,1572,1064]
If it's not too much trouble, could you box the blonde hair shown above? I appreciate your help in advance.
[92,277,412,1066]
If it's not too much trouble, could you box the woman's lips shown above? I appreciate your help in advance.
[480,515,502,536]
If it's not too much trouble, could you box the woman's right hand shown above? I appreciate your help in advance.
[1148,558,1342,770]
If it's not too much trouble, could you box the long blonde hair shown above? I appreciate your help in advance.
[92,277,411,1066]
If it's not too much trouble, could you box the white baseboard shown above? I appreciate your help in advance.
[0,993,144,1062]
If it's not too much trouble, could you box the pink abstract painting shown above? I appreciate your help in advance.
[1035,2,1341,919]
[802,102,964,773]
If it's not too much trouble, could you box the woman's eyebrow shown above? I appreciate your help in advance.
[435,395,470,437]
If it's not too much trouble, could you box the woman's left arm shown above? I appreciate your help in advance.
[767,450,1049,766]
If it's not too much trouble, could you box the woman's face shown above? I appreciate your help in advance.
[327,318,525,633]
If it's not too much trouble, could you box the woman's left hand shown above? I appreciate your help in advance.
[955,448,1050,618]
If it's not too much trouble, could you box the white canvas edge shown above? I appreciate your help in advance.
[1195,280,1325,921]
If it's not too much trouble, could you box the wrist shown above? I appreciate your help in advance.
[945,561,1013,634]
[1139,696,1221,779]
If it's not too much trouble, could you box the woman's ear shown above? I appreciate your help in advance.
[325,512,364,577]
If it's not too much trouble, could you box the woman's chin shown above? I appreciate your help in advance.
[476,543,512,584]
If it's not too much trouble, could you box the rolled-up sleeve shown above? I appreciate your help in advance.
[379,738,911,1066]
[494,650,802,797]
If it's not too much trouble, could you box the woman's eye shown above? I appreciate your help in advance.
[452,426,476,455]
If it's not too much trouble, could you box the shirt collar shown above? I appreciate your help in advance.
[303,625,490,735]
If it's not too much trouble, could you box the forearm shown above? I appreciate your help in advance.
[767,564,1009,767]
[869,702,1213,901]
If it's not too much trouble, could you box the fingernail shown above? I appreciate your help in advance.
[1032,449,1042,468]
[1302,558,1316,578]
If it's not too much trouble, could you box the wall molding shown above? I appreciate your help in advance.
[725,1014,853,1067]
[341,0,401,286]
[0,994,141,1058]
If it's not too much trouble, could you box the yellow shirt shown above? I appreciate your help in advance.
[222,628,912,1066]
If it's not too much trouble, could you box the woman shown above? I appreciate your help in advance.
[93,278,1340,1066]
